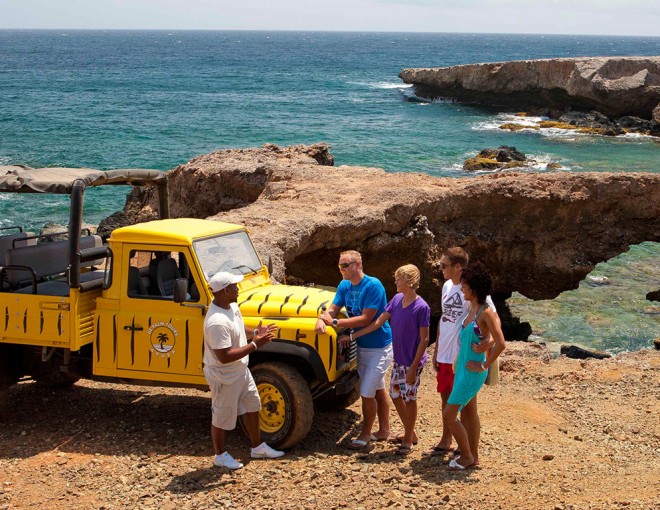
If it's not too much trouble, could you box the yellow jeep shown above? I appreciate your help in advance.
[0,166,358,448]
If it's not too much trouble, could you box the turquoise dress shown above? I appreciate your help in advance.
[447,305,488,410]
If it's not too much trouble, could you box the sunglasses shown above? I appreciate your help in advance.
[439,262,455,270]
[338,261,356,269]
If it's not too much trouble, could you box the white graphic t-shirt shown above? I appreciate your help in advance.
[435,280,495,364]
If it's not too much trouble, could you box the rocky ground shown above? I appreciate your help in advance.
[0,343,658,510]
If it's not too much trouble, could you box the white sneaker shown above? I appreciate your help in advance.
[250,442,285,459]
[213,451,243,470]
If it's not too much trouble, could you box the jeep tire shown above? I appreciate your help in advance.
[251,362,313,449]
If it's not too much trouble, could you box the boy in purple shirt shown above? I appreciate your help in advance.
[346,264,430,455]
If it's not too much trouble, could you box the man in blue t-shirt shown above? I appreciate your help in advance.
[315,250,393,449]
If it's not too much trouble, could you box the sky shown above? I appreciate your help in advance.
[1,0,659,36]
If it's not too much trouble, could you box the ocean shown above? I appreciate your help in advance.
[0,30,658,352]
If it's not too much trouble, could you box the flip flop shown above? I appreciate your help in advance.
[370,434,388,442]
[395,445,412,456]
[424,446,455,456]
[447,458,477,470]
[387,435,418,446]
[347,439,370,451]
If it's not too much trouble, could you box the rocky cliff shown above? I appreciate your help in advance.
[124,144,660,315]
[399,57,660,119]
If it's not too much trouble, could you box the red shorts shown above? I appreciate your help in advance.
[436,362,455,395]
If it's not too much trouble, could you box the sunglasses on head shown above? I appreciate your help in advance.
[338,261,356,269]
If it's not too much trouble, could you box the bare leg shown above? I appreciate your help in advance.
[373,388,390,439]
[401,399,417,448]
[356,396,377,442]
[211,424,226,455]
[443,403,474,467]
[240,411,262,448]
[461,396,480,464]
[391,396,419,444]
[432,391,454,450]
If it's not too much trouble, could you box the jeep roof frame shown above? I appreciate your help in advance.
[0,165,168,287]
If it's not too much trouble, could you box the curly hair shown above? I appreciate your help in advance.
[394,264,420,290]
[460,261,493,303]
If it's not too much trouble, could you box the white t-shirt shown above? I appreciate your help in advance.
[203,302,249,384]
[435,280,496,364]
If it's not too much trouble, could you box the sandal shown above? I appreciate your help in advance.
[395,445,412,456]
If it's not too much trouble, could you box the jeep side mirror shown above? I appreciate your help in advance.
[173,278,188,303]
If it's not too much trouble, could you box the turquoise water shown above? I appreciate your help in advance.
[0,30,658,350]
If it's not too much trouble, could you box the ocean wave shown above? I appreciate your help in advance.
[455,151,571,175]
[346,81,411,90]
[473,113,658,142]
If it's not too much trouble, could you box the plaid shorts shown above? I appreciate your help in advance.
[389,362,424,402]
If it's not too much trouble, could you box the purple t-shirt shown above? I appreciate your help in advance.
[385,294,431,366]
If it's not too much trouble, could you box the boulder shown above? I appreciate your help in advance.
[399,57,660,119]
[647,290,660,302]
[463,146,533,171]
[560,345,612,360]
[616,116,653,133]
[97,211,130,241]
[123,144,660,313]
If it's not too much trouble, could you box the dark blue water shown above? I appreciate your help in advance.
[0,30,658,351]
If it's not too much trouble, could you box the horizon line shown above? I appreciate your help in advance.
[1,28,659,38]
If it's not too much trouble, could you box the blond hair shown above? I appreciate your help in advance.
[394,264,420,290]
[340,250,362,263]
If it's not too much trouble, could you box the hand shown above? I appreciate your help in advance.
[318,311,333,326]
[472,335,494,354]
[254,321,277,347]
[338,335,350,348]
[466,360,487,373]
[405,367,417,386]
[314,317,327,334]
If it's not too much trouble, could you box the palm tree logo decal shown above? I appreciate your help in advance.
[156,332,169,350]
[148,322,178,356]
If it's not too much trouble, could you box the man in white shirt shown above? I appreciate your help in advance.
[429,248,495,455]
[203,271,284,470]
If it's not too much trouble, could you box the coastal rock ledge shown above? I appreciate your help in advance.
[399,57,660,119]
[124,144,660,315]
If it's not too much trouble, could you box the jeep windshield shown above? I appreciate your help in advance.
[193,231,263,279]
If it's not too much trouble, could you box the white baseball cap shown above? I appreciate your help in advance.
[208,271,244,292]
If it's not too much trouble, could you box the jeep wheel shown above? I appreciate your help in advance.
[251,362,313,449]
[0,357,13,420]
[33,371,80,388]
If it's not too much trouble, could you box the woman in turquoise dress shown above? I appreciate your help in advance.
[443,262,506,470]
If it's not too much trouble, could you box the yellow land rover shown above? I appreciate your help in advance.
[0,166,358,448]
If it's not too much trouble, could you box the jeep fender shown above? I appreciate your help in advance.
[251,339,328,383]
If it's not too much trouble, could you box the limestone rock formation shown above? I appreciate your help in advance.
[125,144,660,312]
[399,57,660,119]
[462,146,560,172]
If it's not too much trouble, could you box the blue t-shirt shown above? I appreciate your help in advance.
[333,274,392,349]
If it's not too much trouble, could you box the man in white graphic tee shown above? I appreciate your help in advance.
[428,247,495,455]
[203,271,284,470]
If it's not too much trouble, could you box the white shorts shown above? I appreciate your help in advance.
[357,344,393,398]
[205,369,261,431]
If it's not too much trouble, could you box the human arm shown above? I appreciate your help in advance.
[315,303,341,334]
[406,326,430,385]
[319,306,378,331]
[338,311,390,347]
[466,309,506,373]
[432,324,441,372]
[215,320,276,364]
